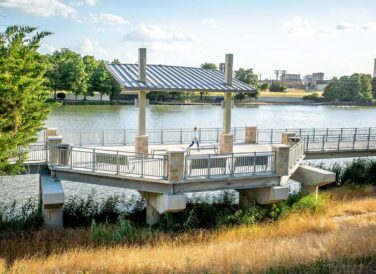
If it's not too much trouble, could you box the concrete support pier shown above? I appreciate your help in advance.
[272,144,290,175]
[40,174,64,228]
[238,186,289,207]
[282,132,297,146]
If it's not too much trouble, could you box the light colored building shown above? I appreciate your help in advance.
[282,73,301,82]
[312,72,324,82]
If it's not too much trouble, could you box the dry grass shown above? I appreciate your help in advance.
[260,90,323,98]
[1,186,376,273]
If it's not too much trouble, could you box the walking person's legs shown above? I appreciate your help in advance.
[196,140,199,150]
[188,141,195,148]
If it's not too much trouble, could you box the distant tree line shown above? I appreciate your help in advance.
[323,73,376,102]
[45,49,121,101]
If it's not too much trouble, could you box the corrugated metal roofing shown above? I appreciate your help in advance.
[106,64,256,93]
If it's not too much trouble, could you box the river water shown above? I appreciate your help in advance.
[1,104,376,207]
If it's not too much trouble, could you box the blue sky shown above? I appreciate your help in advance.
[1,0,376,79]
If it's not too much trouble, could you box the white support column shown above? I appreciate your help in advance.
[135,48,148,155]
[220,53,234,154]
[223,92,232,134]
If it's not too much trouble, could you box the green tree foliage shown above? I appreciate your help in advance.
[259,82,269,91]
[83,55,98,100]
[323,74,372,102]
[199,63,217,99]
[0,26,52,174]
[269,81,287,92]
[234,68,259,101]
[372,77,376,99]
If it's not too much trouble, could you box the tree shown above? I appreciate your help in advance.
[234,93,245,101]
[323,74,372,102]
[200,63,217,100]
[92,60,114,101]
[0,26,52,174]
[70,57,88,100]
[372,77,376,99]
[108,59,121,101]
[234,68,259,101]
[83,55,98,100]
[259,83,269,91]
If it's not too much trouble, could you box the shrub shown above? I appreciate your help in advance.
[269,82,287,92]
[303,92,319,100]
[218,206,266,227]
[56,92,66,99]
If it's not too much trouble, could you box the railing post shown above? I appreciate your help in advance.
[337,134,341,150]
[234,128,237,142]
[70,146,73,168]
[216,128,219,143]
[123,129,126,145]
[270,129,273,144]
[199,128,202,142]
[161,129,164,144]
[141,153,144,178]
[313,128,316,142]
[306,135,309,151]
[253,152,257,174]
[92,148,96,172]
[116,151,119,175]
[353,132,356,149]
[326,128,329,142]
[79,130,82,146]
[231,153,234,176]
[207,154,211,178]
[180,128,183,144]
[367,128,371,149]
[322,134,325,151]
[102,130,105,146]
[340,128,343,142]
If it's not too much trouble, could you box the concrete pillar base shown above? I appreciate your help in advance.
[146,203,160,226]
[43,206,63,228]
[237,186,289,207]
[47,136,63,164]
[245,126,257,144]
[135,135,148,155]
[140,191,187,225]
[40,175,64,228]
[220,133,233,154]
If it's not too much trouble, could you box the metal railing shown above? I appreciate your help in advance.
[289,139,305,170]
[302,133,376,151]
[50,146,166,179]
[44,127,246,146]
[185,151,275,179]
[19,143,47,162]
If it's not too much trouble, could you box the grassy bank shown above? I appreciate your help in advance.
[0,185,375,273]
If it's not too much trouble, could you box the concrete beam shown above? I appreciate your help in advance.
[290,165,336,193]
[52,168,173,194]
[40,175,64,228]
[140,192,186,214]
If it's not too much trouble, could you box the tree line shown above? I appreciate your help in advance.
[323,73,376,102]
[45,49,121,101]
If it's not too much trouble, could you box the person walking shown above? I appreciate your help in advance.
[188,126,199,150]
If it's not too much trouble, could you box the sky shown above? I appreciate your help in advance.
[1,0,376,79]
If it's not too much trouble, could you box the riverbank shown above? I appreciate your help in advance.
[1,185,375,273]
[48,99,376,107]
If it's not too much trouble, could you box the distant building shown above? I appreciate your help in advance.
[312,72,324,82]
[303,74,313,83]
[316,80,330,90]
[282,73,301,82]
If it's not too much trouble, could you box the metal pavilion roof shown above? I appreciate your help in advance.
[106,64,256,93]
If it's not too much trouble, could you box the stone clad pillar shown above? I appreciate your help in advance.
[47,136,63,164]
[245,126,258,144]
[282,132,297,146]
[272,144,290,175]
[166,148,185,181]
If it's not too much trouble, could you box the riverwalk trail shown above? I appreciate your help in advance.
[17,126,375,226]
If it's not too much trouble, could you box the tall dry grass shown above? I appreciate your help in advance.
[8,222,376,273]
[1,186,375,273]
